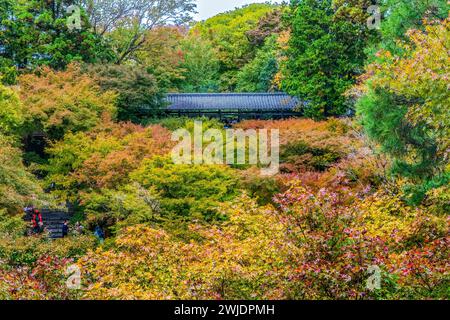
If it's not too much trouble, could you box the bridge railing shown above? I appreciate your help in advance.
[139,108,303,121]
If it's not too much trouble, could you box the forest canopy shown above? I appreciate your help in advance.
[0,0,448,301]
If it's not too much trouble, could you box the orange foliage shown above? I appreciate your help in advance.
[46,120,174,194]
[76,123,174,189]
[235,118,356,148]
[236,118,361,174]
[18,64,117,139]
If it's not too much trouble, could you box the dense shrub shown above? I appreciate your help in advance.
[80,183,162,234]
[147,116,224,132]
[235,118,355,149]
[0,232,96,267]
[237,118,357,173]
[280,140,342,172]
[275,179,449,299]
[0,255,79,300]
[80,196,294,300]
[130,157,239,221]
[240,168,282,205]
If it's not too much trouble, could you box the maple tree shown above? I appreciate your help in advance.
[136,27,187,91]
[0,0,448,302]
[0,134,44,214]
[0,83,24,137]
[80,196,294,300]
[45,121,173,198]
[18,64,117,140]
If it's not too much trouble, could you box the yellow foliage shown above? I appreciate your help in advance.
[79,195,296,300]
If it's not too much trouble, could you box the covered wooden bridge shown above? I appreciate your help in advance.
[163,93,303,121]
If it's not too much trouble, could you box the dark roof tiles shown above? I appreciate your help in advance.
[166,93,300,110]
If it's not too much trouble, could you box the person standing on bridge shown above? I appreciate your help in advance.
[31,209,43,234]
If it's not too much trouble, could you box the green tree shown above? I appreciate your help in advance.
[236,36,279,92]
[131,157,239,221]
[0,83,24,137]
[192,3,276,91]
[178,34,220,93]
[282,0,376,118]
[356,14,450,204]
[0,0,113,83]
[375,0,449,54]
[0,134,44,214]
[87,64,166,122]
[85,0,196,64]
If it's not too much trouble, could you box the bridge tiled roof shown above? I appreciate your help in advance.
[166,93,301,110]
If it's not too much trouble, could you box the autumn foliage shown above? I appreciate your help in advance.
[45,121,173,195]
[0,1,448,302]
[18,64,117,140]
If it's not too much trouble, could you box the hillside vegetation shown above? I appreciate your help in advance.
[0,0,448,300]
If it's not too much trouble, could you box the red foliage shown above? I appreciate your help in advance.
[0,256,75,300]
